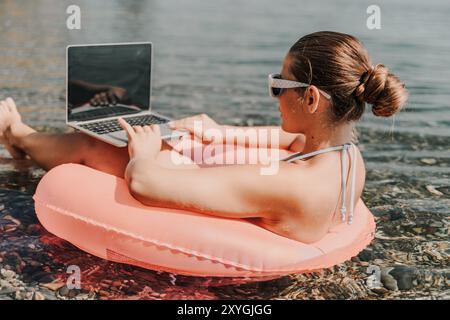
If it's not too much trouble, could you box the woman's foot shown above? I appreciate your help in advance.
[0,98,27,159]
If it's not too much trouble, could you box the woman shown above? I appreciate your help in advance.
[0,31,407,243]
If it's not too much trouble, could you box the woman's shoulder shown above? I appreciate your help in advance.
[279,144,366,208]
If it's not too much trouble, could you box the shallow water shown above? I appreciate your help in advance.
[0,0,449,299]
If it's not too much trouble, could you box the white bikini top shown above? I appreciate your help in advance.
[279,143,358,225]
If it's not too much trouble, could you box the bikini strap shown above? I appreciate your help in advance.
[339,143,358,225]
[279,144,347,163]
[280,143,357,225]
[340,144,349,222]
[348,143,357,225]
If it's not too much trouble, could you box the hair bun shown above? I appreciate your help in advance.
[355,64,408,117]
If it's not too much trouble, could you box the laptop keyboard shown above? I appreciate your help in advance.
[70,105,140,122]
[79,114,169,135]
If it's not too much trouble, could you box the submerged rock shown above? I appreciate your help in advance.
[358,249,375,262]
[425,185,444,196]
[420,158,437,165]
[381,266,418,291]
[32,291,45,300]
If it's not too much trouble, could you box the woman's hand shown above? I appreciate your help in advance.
[118,118,162,160]
[168,113,224,144]
[90,86,127,106]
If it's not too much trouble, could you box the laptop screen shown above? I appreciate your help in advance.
[67,43,151,122]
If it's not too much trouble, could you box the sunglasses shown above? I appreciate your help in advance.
[268,73,331,100]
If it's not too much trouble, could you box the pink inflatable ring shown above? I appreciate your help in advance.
[33,142,376,278]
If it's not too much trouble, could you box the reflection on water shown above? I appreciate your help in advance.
[0,0,449,299]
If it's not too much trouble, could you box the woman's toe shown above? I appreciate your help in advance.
[0,105,11,132]
[5,98,21,122]
[5,97,16,111]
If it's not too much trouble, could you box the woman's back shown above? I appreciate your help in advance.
[253,143,366,243]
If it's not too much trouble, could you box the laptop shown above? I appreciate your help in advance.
[67,42,186,147]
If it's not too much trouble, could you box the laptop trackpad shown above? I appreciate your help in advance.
[108,130,128,142]
[108,124,187,142]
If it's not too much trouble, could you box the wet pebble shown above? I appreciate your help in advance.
[1,215,21,226]
[57,285,80,298]
[389,211,405,221]
[381,266,418,291]
[112,280,122,287]
[420,158,437,165]
[26,224,42,235]
[358,249,375,262]
[39,288,58,300]
[30,270,54,283]
[373,259,384,265]
[40,281,65,291]
[425,185,443,196]
[0,268,16,280]
[58,285,69,296]
[370,286,389,295]
[15,290,25,300]
[359,261,370,267]
[68,288,80,298]
[32,291,45,300]
[99,290,110,297]
[0,279,11,288]
[37,274,54,284]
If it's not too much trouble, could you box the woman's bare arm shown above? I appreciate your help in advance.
[169,114,306,151]
[221,125,306,151]
[126,158,302,220]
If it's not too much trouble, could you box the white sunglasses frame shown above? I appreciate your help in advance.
[268,73,331,100]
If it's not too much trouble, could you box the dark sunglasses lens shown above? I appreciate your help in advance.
[270,74,283,97]
[271,87,282,97]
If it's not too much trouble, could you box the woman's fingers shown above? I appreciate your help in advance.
[96,92,106,106]
[169,115,205,139]
[169,115,197,130]
[150,124,161,135]
[107,90,117,105]
[90,92,108,106]
[90,97,98,106]
[118,118,135,139]
[167,119,183,130]
[119,120,160,138]
[90,94,100,105]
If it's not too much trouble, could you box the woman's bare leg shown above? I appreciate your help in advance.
[0,98,199,177]
[4,125,131,175]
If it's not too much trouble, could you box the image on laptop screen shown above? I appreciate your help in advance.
[67,43,151,122]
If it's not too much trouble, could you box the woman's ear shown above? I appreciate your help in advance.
[305,86,321,114]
